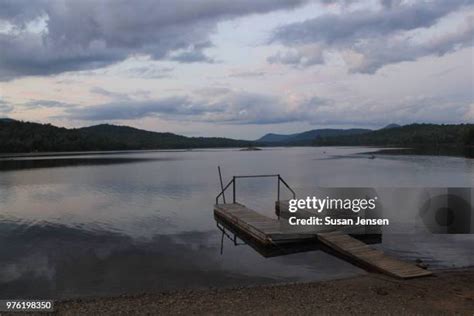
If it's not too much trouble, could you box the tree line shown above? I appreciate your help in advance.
[0,120,252,153]
[312,124,474,147]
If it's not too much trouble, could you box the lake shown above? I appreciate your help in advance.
[0,147,473,299]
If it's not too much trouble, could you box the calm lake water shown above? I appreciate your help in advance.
[0,147,473,299]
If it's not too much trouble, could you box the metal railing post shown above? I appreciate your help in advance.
[215,173,295,206]
[218,166,226,204]
[232,176,236,203]
[277,175,280,201]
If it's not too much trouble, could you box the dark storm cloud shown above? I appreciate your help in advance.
[0,0,309,80]
[0,0,47,25]
[348,19,474,73]
[269,0,473,72]
[272,0,470,45]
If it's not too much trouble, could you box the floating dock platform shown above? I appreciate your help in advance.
[214,203,318,245]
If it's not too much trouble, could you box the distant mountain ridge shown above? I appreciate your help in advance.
[257,133,297,143]
[257,128,372,145]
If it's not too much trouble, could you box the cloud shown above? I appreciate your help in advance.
[0,0,309,80]
[204,92,299,124]
[90,87,131,100]
[0,0,47,26]
[90,86,153,101]
[268,44,324,66]
[169,50,215,63]
[0,99,13,113]
[168,42,216,63]
[228,71,266,78]
[269,0,474,72]
[385,97,473,125]
[272,1,469,45]
[122,66,174,79]
[63,96,222,121]
[345,17,474,73]
[62,90,330,124]
[23,100,74,109]
[465,103,474,121]
[194,87,232,97]
[60,90,473,127]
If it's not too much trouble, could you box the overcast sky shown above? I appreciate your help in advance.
[0,0,473,139]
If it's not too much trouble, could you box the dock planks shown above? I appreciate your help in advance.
[318,231,432,279]
[214,203,432,279]
[214,203,318,245]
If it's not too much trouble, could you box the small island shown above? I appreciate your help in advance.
[240,146,262,151]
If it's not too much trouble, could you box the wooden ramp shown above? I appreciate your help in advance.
[318,231,432,279]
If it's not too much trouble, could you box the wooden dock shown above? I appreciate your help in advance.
[214,203,319,245]
[214,203,432,279]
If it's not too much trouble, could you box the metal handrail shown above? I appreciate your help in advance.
[215,174,296,205]
[278,176,296,199]
[215,178,234,204]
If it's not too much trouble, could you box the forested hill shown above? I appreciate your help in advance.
[312,123,474,147]
[1,120,472,154]
[0,120,252,153]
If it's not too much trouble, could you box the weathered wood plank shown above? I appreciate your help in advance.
[318,231,432,279]
[214,203,320,244]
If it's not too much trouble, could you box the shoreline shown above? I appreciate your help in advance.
[0,145,471,160]
[56,267,474,315]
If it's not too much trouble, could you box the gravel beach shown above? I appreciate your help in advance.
[54,268,474,315]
